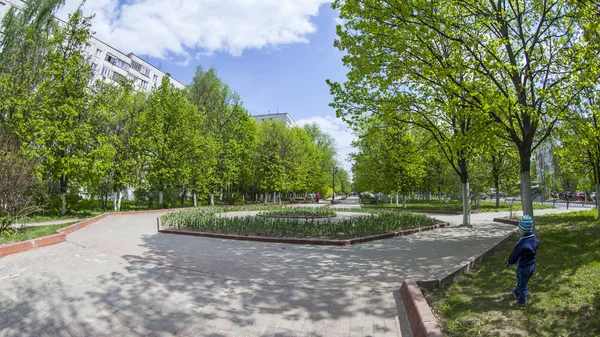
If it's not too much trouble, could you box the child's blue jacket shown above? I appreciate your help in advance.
[506,234,538,268]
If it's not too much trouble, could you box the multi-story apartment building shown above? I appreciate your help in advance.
[0,0,184,93]
[252,113,298,128]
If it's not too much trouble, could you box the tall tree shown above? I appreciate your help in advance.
[139,77,198,205]
[0,0,65,128]
[24,8,113,215]
[331,0,599,216]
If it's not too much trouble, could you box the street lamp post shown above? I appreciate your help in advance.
[331,166,339,204]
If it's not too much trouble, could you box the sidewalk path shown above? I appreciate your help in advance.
[14,218,83,228]
[0,206,581,336]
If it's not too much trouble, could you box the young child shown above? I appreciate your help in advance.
[506,215,539,308]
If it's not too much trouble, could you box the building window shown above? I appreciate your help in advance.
[127,73,135,80]
[101,66,111,77]
[91,63,98,70]
[85,45,91,53]
[112,72,125,83]
[131,60,142,72]
[105,53,130,71]
[139,80,148,90]
[96,48,102,57]
[153,75,158,83]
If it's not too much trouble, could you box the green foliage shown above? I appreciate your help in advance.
[429,210,600,337]
[258,207,336,218]
[162,210,438,239]
[329,0,600,217]
[0,2,344,215]
[0,222,76,245]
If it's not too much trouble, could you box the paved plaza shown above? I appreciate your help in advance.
[0,198,579,336]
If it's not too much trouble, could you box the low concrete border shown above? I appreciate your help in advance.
[0,233,67,258]
[400,280,443,337]
[493,217,519,226]
[0,206,210,258]
[417,229,516,290]
[158,222,450,246]
[401,227,517,336]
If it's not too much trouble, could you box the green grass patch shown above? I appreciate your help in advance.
[0,222,77,245]
[258,206,336,218]
[428,210,600,337]
[161,210,438,239]
[362,199,554,213]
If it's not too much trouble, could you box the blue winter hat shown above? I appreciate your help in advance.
[519,215,534,233]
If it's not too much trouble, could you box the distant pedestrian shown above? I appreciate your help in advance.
[316,193,321,203]
[506,215,538,309]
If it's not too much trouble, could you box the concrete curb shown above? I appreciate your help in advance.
[400,280,443,337]
[0,233,67,258]
[158,222,450,246]
[401,228,517,336]
[417,229,517,290]
[493,217,519,226]
[0,206,210,259]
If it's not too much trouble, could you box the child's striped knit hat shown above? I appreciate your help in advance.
[519,215,534,233]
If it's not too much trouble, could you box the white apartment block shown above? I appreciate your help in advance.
[252,113,298,128]
[0,0,184,93]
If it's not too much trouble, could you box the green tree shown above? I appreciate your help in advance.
[24,8,113,215]
[331,0,599,217]
[139,77,198,206]
[0,0,65,129]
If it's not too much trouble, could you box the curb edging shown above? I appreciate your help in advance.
[493,217,519,226]
[417,229,516,290]
[400,280,443,337]
[0,206,207,259]
[158,222,450,246]
[402,227,517,336]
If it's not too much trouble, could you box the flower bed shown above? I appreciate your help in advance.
[257,206,336,218]
[160,210,438,240]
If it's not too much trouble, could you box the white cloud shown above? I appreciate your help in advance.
[58,0,330,62]
[334,17,346,26]
[297,115,356,176]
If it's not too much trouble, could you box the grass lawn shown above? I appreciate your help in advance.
[0,222,77,245]
[362,199,554,213]
[427,210,600,337]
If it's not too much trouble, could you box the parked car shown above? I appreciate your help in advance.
[574,192,586,201]
[591,192,597,202]
[551,192,558,199]
[560,191,574,200]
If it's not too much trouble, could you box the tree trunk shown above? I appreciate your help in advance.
[113,191,118,211]
[461,180,471,226]
[272,192,276,204]
[193,190,197,207]
[60,175,68,216]
[210,192,214,206]
[402,195,406,209]
[180,187,186,206]
[117,191,122,211]
[596,183,600,220]
[396,193,399,207]
[60,192,67,216]
[520,171,533,217]
[158,191,164,206]
[495,176,500,208]
[518,147,534,217]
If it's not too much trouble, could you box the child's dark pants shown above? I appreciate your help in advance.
[515,264,536,305]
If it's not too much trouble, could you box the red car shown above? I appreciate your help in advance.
[573,192,586,201]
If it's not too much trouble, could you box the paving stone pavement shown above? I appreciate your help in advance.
[0,203,580,337]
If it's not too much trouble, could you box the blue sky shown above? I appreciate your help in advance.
[153,5,347,121]
[58,0,356,173]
